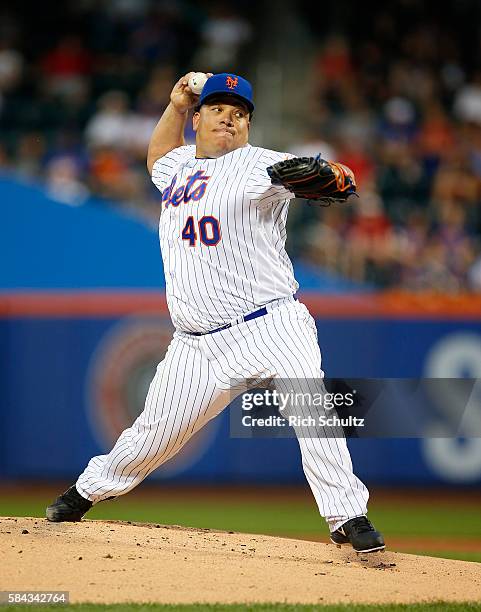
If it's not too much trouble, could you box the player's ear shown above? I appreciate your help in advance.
[192,111,200,132]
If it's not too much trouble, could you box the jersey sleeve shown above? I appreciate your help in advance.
[151,145,196,193]
[246,148,296,206]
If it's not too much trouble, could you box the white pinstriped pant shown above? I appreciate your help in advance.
[76,298,368,531]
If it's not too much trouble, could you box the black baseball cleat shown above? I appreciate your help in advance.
[46,485,93,522]
[330,516,385,553]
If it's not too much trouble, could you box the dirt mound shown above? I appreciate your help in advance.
[1,516,480,605]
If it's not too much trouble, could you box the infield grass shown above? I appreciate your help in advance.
[1,488,480,563]
[2,602,481,611]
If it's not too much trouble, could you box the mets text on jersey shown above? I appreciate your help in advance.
[162,171,211,208]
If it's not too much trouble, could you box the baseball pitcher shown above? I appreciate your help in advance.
[47,72,385,554]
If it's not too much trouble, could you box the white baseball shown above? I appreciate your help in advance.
[188,72,208,95]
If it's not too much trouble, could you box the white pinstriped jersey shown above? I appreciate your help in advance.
[151,144,298,333]
[78,150,370,530]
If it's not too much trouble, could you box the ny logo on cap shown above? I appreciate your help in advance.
[226,75,238,90]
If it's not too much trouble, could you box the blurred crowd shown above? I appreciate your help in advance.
[1,0,481,291]
[0,0,253,219]
[291,0,481,291]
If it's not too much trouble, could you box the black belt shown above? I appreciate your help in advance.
[189,296,297,337]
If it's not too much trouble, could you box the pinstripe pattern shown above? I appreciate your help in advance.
[151,144,298,333]
[75,144,369,532]
[77,300,368,531]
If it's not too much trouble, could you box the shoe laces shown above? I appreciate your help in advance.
[62,488,79,506]
[62,487,90,510]
[349,516,375,535]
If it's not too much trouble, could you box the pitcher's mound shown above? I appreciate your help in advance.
[2,516,480,605]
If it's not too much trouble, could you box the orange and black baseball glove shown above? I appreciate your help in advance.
[267,155,358,205]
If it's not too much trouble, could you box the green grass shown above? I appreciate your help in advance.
[2,492,480,563]
[2,497,481,539]
[1,603,481,611]
[1,497,322,535]
[396,550,481,563]
[368,506,481,539]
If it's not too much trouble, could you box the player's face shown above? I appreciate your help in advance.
[193,100,250,158]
